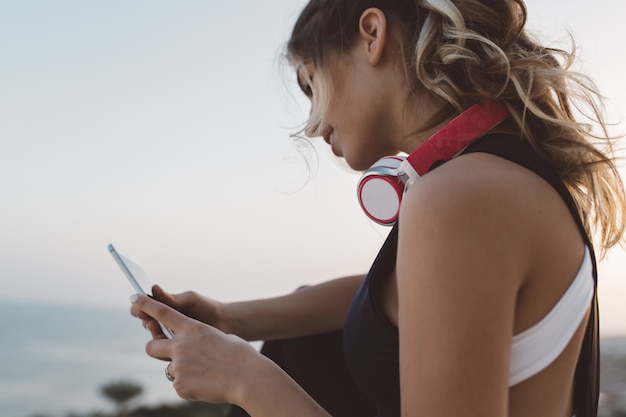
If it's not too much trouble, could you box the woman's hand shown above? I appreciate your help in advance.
[130,294,260,404]
[129,294,331,416]
[136,285,232,339]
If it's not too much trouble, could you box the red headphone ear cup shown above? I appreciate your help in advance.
[357,172,404,225]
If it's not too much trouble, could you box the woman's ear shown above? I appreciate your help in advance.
[359,8,387,66]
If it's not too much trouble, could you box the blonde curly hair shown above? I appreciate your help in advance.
[287,0,625,253]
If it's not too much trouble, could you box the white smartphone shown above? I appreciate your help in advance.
[108,243,174,339]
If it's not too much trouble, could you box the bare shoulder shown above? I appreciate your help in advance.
[397,150,582,298]
[399,151,558,261]
[402,151,555,223]
[396,150,585,327]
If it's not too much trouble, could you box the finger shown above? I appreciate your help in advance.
[130,299,142,318]
[145,338,172,362]
[138,311,153,321]
[153,286,195,314]
[130,297,157,318]
[146,319,168,339]
[132,306,170,339]
[151,285,175,305]
[130,294,186,335]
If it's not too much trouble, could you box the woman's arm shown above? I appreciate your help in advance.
[396,154,531,416]
[145,274,365,342]
[227,274,365,341]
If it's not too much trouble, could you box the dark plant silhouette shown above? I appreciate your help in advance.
[100,380,143,416]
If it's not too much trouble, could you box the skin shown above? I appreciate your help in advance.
[131,7,589,417]
[296,10,442,171]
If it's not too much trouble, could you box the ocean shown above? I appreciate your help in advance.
[1,300,625,417]
[0,300,183,417]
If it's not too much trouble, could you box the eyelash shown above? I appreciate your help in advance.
[299,77,313,98]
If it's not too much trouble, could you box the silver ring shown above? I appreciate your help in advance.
[165,363,175,382]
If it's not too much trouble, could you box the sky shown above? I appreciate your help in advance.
[1,1,625,336]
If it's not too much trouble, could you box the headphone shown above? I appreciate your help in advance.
[357,102,510,225]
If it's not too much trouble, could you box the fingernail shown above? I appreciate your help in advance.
[129,294,139,303]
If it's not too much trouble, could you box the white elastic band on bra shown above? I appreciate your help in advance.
[509,246,594,386]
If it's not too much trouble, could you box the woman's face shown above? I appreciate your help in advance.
[297,45,407,171]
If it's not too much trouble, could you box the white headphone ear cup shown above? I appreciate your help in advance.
[357,173,404,225]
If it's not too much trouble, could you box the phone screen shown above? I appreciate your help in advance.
[108,244,175,339]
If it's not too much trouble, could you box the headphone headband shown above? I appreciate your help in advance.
[405,101,510,178]
[358,102,510,225]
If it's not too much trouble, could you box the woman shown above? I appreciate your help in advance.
[130,1,625,416]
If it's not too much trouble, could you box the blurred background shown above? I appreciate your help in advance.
[1,1,625,416]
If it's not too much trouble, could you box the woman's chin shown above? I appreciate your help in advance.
[342,155,372,172]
